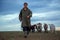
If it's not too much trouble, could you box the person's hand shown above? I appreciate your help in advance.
[27,16,30,19]
[20,18,22,21]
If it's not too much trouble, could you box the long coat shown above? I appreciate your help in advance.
[19,8,32,27]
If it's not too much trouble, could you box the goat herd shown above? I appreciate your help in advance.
[30,23,55,33]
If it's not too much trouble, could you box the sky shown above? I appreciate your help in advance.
[0,0,60,31]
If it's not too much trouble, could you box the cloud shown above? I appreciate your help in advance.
[0,13,21,31]
[31,11,60,27]
[0,13,19,21]
[0,0,60,31]
[0,0,60,14]
[31,11,60,21]
[0,24,21,31]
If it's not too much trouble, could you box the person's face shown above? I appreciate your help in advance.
[24,4,27,8]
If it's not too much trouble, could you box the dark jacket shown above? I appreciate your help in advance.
[19,8,32,27]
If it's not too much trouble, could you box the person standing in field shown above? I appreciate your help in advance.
[19,2,32,38]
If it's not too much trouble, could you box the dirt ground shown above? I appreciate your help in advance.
[0,31,60,40]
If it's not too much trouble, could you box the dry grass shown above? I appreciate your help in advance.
[0,31,60,40]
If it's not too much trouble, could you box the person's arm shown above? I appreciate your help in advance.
[19,10,22,21]
[27,9,32,18]
[29,10,32,17]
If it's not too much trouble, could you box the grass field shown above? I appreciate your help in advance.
[0,31,60,40]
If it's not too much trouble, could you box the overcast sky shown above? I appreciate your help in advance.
[0,0,60,31]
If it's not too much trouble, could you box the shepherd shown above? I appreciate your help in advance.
[19,2,32,38]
